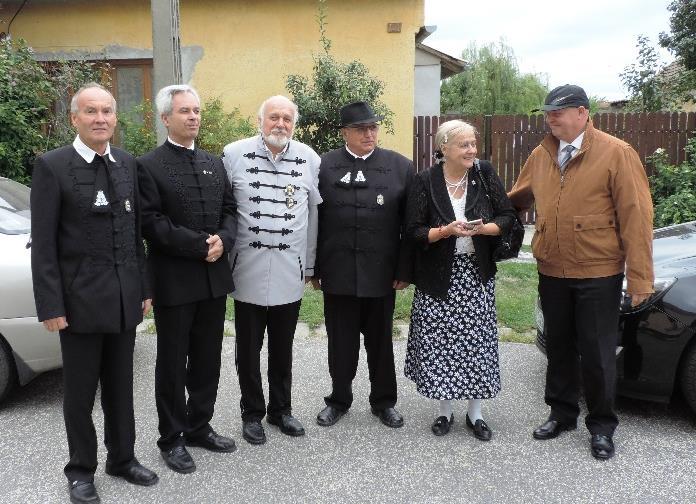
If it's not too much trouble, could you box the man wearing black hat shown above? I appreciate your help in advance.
[313,101,413,428]
[31,83,158,504]
[509,84,654,460]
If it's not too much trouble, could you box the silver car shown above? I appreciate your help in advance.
[0,177,61,403]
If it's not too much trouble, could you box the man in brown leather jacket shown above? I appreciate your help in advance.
[508,84,654,460]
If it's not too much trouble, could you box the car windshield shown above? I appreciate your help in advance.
[0,178,31,235]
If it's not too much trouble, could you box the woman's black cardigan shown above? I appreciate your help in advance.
[404,160,517,300]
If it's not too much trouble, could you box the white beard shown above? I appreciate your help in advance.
[263,131,291,150]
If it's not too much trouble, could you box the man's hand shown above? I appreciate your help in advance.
[43,316,68,332]
[142,298,152,316]
[205,234,224,262]
[393,280,410,290]
[310,278,321,290]
[630,292,651,307]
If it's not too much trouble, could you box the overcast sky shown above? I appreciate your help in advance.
[423,0,675,101]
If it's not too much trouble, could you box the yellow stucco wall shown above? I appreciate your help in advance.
[8,0,424,157]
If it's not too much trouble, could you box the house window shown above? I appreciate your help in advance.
[110,59,154,120]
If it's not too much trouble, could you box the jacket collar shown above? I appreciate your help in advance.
[540,119,596,166]
[429,162,456,223]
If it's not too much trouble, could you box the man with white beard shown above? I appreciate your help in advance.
[222,96,321,445]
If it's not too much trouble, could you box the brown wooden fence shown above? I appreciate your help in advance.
[413,112,696,223]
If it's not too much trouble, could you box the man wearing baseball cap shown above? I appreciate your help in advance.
[509,84,654,460]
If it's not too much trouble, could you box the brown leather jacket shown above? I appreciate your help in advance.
[508,121,654,295]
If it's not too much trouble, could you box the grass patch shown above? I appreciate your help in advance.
[495,261,538,334]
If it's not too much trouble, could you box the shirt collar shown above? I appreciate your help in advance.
[73,135,116,163]
[167,136,195,150]
[345,145,374,160]
[559,131,584,153]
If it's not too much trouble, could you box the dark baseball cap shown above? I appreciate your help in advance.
[538,84,589,111]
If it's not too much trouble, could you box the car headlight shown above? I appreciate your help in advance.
[620,276,676,314]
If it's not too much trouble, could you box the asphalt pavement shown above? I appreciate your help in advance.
[1,328,695,504]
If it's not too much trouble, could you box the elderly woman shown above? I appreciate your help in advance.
[404,119,517,441]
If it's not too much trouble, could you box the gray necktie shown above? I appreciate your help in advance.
[559,145,575,171]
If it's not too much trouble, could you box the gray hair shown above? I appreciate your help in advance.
[434,119,478,152]
[155,84,201,116]
[257,95,299,126]
[70,82,116,113]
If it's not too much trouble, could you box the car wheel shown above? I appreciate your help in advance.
[680,341,696,415]
[0,336,17,403]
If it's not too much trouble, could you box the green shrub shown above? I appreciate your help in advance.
[118,97,255,157]
[0,38,107,184]
[649,137,696,227]
[285,0,393,154]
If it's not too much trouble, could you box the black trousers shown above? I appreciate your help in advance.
[538,273,623,436]
[59,328,136,482]
[234,299,301,422]
[154,296,226,451]
[323,292,398,411]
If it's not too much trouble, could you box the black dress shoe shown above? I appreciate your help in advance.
[106,461,159,486]
[316,406,345,427]
[69,481,100,504]
[242,420,267,445]
[186,429,237,453]
[591,434,615,460]
[267,414,306,436]
[371,407,404,428]
[160,446,196,474]
[532,419,577,440]
[466,414,493,441]
[431,414,454,436]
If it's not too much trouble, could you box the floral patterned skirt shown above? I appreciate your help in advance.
[404,254,501,400]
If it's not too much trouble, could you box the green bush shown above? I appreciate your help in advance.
[118,97,255,157]
[649,137,696,227]
[285,0,393,154]
[0,38,107,184]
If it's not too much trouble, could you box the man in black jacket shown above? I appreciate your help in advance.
[314,101,413,428]
[138,85,237,475]
[31,83,158,504]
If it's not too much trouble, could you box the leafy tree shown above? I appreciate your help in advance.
[440,40,548,115]
[659,0,696,71]
[285,0,393,154]
[649,138,696,227]
[117,100,157,157]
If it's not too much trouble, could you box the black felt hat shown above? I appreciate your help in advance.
[538,84,590,111]
[337,101,383,128]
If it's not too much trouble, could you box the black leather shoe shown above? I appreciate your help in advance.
[106,461,159,486]
[267,414,306,436]
[316,406,345,427]
[371,407,404,428]
[466,414,493,441]
[186,429,237,453]
[591,434,615,460]
[69,481,100,503]
[242,420,267,445]
[160,446,196,474]
[431,414,454,436]
[533,419,577,440]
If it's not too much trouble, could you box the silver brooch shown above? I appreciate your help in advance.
[376,194,384,205]
[94,190,108,206]
[285,184,295,196]
[124,199,132,212]
[286,197,296,209]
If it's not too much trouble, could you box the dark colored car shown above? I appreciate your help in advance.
[536,221,696,414]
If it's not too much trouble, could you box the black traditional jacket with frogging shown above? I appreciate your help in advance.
[405,160,516,300]
[31,145,150,333]
[316,146,414,297]
[137,141,237,307]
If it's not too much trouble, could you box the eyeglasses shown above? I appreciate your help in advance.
[453,141,477,150]
[347,124,379,134]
